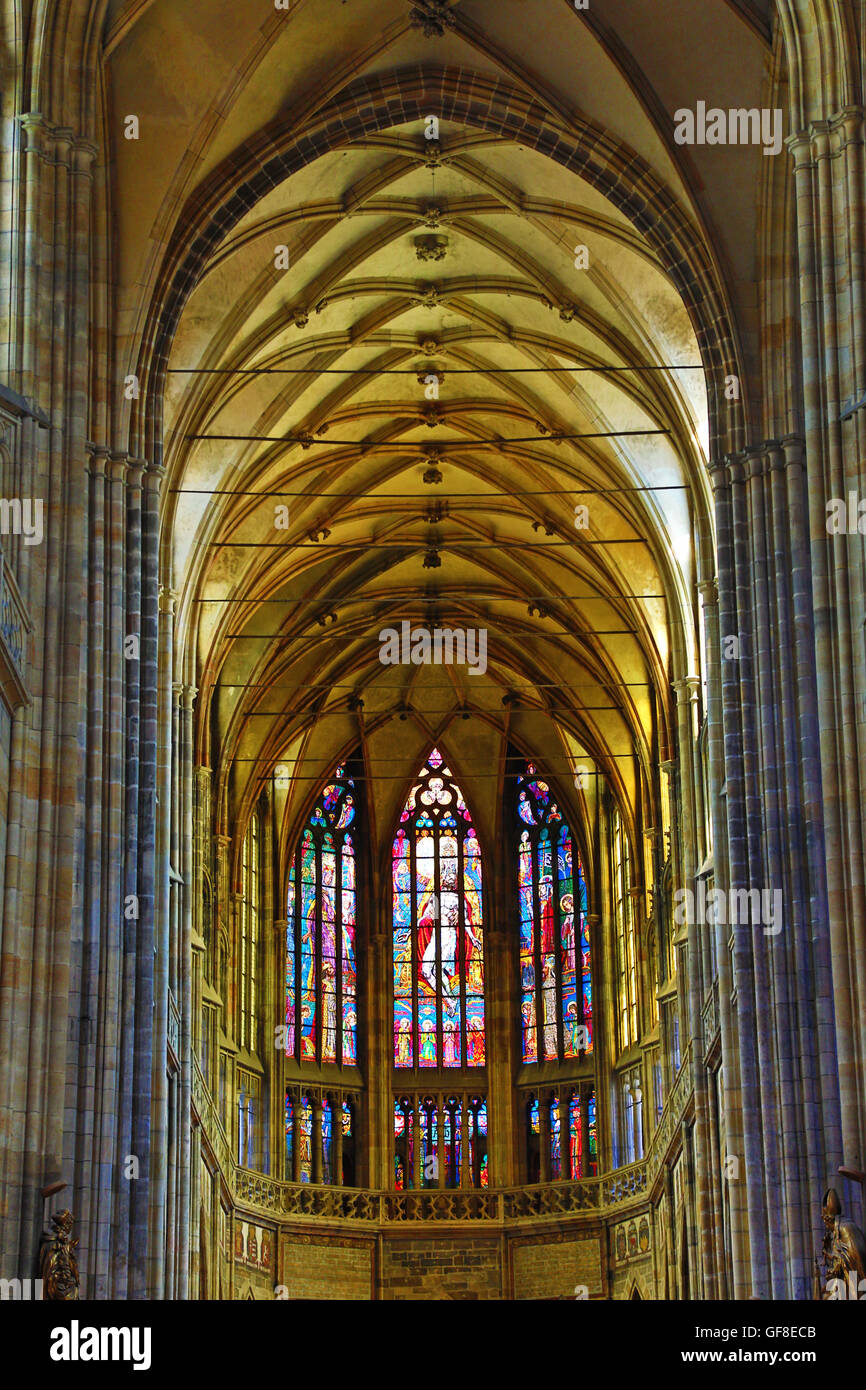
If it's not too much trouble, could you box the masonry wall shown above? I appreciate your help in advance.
[381,1235,503,1300]
[280,1232,375,1300]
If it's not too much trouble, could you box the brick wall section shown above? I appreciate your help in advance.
[381,1237,502,1300]
[511,1238,602,1299]
[281,1236,373,1300]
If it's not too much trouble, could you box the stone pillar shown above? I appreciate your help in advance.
[699,571,739,1301]
[176,685,196,1299]
[673,675,716,1298]
[787,109,863,1223]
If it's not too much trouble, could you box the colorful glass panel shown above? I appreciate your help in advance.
[285,766,359,1069]
[392,748,486,1070]
[298,1095,313,1183]
[515,763,592,1063]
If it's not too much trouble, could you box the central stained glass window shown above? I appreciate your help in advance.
[393,748,485,1069]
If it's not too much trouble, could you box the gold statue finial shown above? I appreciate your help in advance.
[815,1186,866,1299]
[39,1208,80,1300]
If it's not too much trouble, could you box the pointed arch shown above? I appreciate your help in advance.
[392,746,485,1070]
[285,764,358,1067]
[515,761,592,1064]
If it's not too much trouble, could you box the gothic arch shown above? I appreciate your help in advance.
[130,65,745,471]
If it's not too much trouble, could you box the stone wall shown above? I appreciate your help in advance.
[510,1232,604,1299]
[381,1235,503,1300]
[280,1232,375,1300]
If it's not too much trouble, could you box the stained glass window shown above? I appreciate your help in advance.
[613,807,638,1051]
[469,1096,489,1187]
[393,1093,488,1189]
[516,764,592,1062]
[525,1086,597,1182]
[285,766,358,1066]
[237,1069,262,1170]
[298,1095,313,1183]
[285,1090,356,1186]
[393,748,485,1070]
[322,1097,333,1183]
[239,814,260,1052]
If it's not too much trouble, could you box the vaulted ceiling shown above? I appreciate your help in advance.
[100,0,775,868]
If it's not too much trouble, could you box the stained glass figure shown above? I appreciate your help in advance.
[322,1097,333,1184]
[469,1095,488,1188]
[298,1095,313,1183]
[516,763,592,1062]
[286,766,358,1066]
[392,749,485,1069]
[526,1087,596,1182]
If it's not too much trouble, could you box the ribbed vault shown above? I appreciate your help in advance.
[97,0,773,871]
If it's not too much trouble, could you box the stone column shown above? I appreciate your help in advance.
[787,109,863,1224]
[176,684,196,1299]
[673,674,716,1298]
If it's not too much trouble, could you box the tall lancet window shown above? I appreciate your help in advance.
[516,764,592,1063]
[285,766,358,1066]
[393,748,485,1069]
[613,806,638,1051]
[239,813,260,1052]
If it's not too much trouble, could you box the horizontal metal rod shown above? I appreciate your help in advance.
[170,482,691,498]
[169,364,705,375]
[188,429,670,444]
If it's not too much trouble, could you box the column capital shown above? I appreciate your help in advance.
[85,444,111,477]
[673,675,701,702]
[173,682,198,710]
[143,464,165,494]
[108,452,130,484]
[126,457,148,487]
